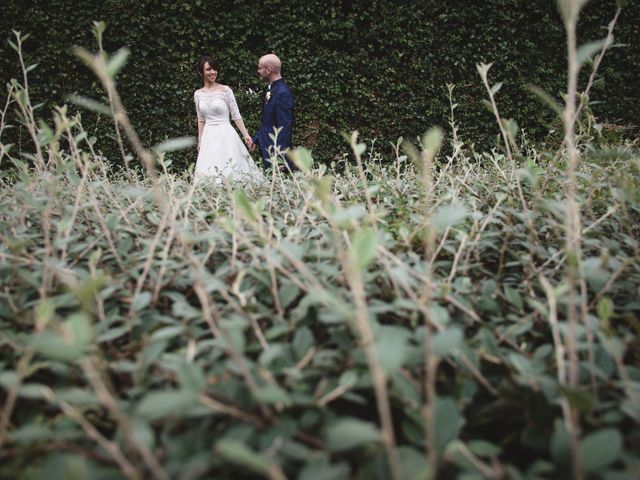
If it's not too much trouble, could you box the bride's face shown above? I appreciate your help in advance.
[203,62,217,83]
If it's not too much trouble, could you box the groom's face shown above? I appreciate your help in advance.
[257,62,270,82]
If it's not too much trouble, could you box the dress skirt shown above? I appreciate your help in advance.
[195,122,262,182]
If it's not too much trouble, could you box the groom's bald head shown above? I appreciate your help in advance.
[257,54,283,82]
[259,54,282,73]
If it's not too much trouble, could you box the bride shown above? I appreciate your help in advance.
[193,55,262,181]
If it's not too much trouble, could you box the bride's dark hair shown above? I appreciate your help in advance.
[197,55,220,77]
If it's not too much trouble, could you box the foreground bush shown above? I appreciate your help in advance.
[1,106,639,478]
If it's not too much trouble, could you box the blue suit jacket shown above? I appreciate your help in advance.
[252,79,294,166]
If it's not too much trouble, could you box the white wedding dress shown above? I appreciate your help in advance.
[194,87,262,182]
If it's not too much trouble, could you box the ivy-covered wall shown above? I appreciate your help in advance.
[1,0,638,166]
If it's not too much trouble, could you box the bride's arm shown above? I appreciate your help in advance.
[197,120,204,150]
[194,92,205,151]
[226,88,252,145]
[233,117,252,145]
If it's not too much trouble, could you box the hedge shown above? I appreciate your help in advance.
[1,0,638,167]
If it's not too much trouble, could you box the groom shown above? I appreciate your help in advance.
[249,54,295,170]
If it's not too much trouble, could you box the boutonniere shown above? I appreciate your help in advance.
[265,91,272,102]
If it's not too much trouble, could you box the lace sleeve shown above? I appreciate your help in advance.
[225,87,242,121]
[194,92,204,121]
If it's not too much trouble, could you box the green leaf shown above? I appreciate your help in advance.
[551,419,571,467]
[597,296,614,323]
[130,419,155,450]
[18,383,47,399]
[234,189,257,222]
[338,369,358,387]
[326,417,380,451]
[292,327,314,359]
[258,344,285,367]
[135,390,198,420]
[9,423,56,443]
[149,325,184,343]
[577,38,607,65]
[504,285,524,311]
[490,82,503,95]
[375,326,411,372]
[432,327,463,357]
[32,313,93,362]
[429,303,450,325]
[332,205,367,226]
[558,386,596,414]
[0,371,18,389]
[299,461,350,480]
[279,282,300,310]
[434,397,463,452]
[35,299,55,329]
[421,127,444,157]
[468,439,501,457]
[579,429,622,473]
[254,384,291,406]
[106,47,130,77]
[92,20,106,38]
[131,292,152,311]
[153,136,196,153]
[528,85,563,115]
[215,439,271,474]
[176,361,206,393]
[397,446,431,479]
[352,228,378,270]
[503,118,519,141]
[55,388,99,406]
[289,147,314,173]
[32,332,81,361]
[97,325,129,343]
[67,94,112,115]
[431,205,469,232]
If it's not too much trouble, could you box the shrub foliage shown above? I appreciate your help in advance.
[0,109,639,478]
[1,0,639,165]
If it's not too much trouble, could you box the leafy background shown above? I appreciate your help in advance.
[1,0,638,166]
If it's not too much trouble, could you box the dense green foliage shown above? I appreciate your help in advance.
[1,0,639,166]
[1,108,639,478]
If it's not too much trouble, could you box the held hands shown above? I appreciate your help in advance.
[244,136,256,152]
